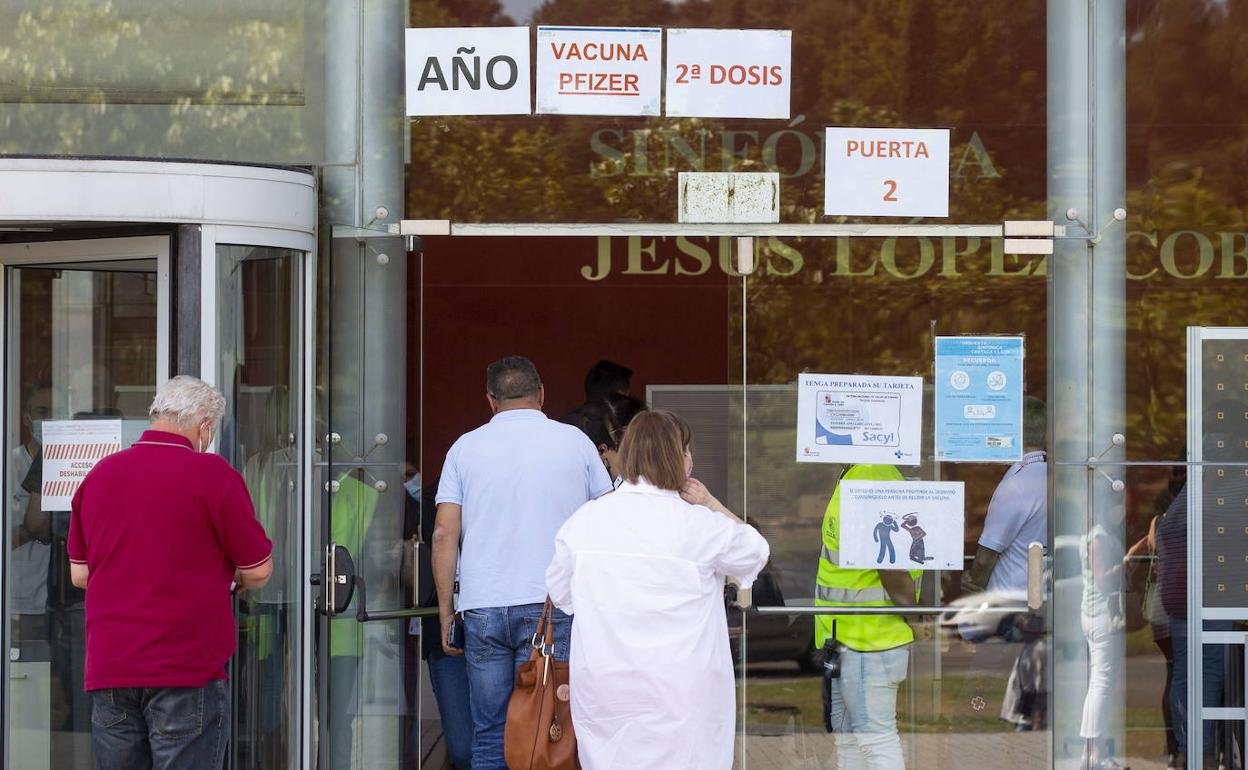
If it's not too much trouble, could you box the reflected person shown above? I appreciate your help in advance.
[816,464,922,770]
[10,383,51,642]
[961,396,1048,730]
[1079,502,1129,770]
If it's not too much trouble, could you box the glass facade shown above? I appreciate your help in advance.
[1,0,1247,769]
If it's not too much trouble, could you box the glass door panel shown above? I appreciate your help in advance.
[317,229,415,770]
[216,244,306,770]
[740,235,1053,768]
[4,255,162,770]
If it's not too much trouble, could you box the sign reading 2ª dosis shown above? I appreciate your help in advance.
[665,29,791,120]
[824,127,950,218]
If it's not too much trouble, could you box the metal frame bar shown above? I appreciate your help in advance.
[754,605,1029,616]
[1188,326,1204,761]
[403,220,1074,239]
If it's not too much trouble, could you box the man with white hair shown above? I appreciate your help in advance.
[67,375,273,770]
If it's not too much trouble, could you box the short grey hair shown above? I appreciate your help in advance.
[148,375,226,429]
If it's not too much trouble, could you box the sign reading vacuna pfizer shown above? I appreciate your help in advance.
[935,336,1025,462]
[838,480,964,571]
[406,27,531,116]
[796,373,923,466]
[536,26,662,116]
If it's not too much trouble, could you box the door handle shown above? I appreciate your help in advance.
[310,543,356,615]
[1027,541,1046,611]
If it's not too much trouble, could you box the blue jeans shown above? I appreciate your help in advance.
[428,649,474,769]
[825,646,909,770]
[463,604,571,770]
[90,680,229,770]
[1171,621,1228,755]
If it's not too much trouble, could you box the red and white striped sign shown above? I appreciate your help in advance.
[40,420,124,512]
[43,442,122,460]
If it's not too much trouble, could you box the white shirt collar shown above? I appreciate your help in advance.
[617,477,683,499]
[489,408,545,423]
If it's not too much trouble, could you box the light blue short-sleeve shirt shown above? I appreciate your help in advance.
[979,450,1047,595]
[437,408,614,611]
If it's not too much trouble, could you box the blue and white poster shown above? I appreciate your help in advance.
[934,336,1025,463]
[796,373,923,466]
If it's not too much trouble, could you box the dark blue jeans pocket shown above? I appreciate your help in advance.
[91,690,128,729]
[148,686,207,739]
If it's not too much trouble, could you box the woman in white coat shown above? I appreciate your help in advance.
[545,410,770,770]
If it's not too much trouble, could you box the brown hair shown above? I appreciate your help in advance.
[615,410,691,491]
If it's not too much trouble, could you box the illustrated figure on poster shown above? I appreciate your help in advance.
[900,513,934,565]
[873,514,899,565]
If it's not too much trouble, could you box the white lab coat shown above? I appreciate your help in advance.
[545,479,770,770]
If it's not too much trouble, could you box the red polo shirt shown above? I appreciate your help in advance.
[67,430,272,690]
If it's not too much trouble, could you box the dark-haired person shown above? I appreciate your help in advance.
[583,359,632,403]
[601,392,648,485]
[560,359,633,427]
[546,410,769,770]
[432,355,612,770]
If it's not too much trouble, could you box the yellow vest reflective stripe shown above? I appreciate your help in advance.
[814,463,917,652]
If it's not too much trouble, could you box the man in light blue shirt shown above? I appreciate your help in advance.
[432,355,612,769]
[962,396,1048,731]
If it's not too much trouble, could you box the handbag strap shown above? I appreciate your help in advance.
[528,596,556,658]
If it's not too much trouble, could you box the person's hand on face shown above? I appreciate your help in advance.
[680,478,714,508]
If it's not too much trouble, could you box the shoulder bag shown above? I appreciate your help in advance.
[504,597,580,770]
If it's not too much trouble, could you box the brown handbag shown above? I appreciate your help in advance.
[503,598,580,770]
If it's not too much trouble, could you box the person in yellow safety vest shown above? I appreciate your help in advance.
[816,463,922,770]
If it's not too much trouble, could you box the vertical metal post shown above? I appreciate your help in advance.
[1091,0,1128,758]
[1048,0,1093,756]
[322,0,407,767]
[1049,0,1127,761]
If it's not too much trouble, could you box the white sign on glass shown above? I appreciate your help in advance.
[665,29,791,119]
[824,127,950,217]
[405,27,531,116]
[796,373,923,466]
[40,420,123,511]
[838,481,965,571]
[536,26,662,116]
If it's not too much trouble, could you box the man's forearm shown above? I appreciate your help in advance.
[961,545,1001,595]
[431,534,459,615]
[878,570,919,607]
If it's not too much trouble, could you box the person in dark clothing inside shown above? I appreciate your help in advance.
[562,360,634,427]
[583,360,633,403]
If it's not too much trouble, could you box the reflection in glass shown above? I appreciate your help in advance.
[217,245,304,770]
[6,264,157,770]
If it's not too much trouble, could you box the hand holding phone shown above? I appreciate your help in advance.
[441,612,464,656]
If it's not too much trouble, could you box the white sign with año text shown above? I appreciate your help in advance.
[406,27,531,116]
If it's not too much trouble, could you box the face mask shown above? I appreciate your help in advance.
[404,473,422,500]
[30,420,42,444]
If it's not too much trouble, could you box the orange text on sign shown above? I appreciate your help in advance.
[550,42,650,62]
[846,140,931,159]
[558,72,640,95]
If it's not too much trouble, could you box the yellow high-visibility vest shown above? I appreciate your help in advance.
[814,464,919,652]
